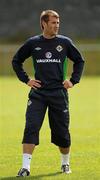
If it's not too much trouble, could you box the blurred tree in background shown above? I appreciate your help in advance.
[0,0,100,76]
[0,0,100,42]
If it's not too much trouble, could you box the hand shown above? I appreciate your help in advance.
[27,79,41,89]
[62,79,73,90]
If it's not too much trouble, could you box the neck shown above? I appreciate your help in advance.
[42,32,56,39]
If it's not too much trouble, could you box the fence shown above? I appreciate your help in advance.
[0,44,100,76]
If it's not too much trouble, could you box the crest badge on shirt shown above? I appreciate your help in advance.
[56,45,63,52]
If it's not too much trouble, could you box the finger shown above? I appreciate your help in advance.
[34,79,41,83]
[34,82,41,87]
[64,84,69,88]
[32,82,41,88]
[32,85,37,89]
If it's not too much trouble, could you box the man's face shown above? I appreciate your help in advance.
[43,16,60,37]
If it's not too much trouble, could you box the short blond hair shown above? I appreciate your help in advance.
[40,10,59,30]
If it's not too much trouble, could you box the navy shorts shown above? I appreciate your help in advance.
[22,88,71,148]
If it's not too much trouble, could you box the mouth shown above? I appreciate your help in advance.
[54,28,59,32]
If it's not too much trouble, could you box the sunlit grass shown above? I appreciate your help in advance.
[0,76,100,179]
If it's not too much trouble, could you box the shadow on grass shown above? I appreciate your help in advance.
[1,171,62,179]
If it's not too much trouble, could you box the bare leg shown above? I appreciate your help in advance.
[23,144,35,154]
[59,146,70,154]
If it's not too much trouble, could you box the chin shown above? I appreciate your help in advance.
[53,32,58,36]
[55,31,58,35]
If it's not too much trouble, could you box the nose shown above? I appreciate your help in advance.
[55,23,59,28]
[56,22,59,28]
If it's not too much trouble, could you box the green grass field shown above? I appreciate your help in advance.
[0,76,100,180]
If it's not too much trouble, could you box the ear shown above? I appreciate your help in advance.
[42,20,47,29]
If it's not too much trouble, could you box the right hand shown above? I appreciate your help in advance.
[27,79,41,89]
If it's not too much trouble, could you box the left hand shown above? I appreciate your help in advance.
[62,79,73,90]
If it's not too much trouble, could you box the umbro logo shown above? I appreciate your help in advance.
[35,47,41,50]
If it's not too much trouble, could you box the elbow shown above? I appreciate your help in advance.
[12,59,16,70]
[12,59,14,68]
[81,56,85,64]
[12,58,15,69]
[82,59,85,69]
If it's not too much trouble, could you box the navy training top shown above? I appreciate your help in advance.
[12,34,84,89]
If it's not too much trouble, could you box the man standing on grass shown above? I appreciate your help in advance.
[12,10,84,177]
